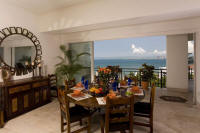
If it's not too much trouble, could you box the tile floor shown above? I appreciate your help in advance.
[0,88,200,133]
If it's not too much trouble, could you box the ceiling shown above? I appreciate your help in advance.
[2,0,93,14]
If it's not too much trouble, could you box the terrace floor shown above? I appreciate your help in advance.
[1,88,200,133]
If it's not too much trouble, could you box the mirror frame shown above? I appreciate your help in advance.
[0,27,42,75]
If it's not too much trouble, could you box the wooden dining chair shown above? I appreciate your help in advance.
[101,96,134,133]
[133,85,156,133]
[57,87,92,133]
[48,74,58,97]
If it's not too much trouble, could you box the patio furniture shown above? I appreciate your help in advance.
[48,74,58,97]
[58,87,92,133]
[100,96,134,133]
[133,85,156,133]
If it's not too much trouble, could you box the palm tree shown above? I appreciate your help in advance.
[55,45,90,86]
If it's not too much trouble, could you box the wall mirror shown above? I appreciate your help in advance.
[0,27,42,75]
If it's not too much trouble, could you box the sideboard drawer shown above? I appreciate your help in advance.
[33,81,48,88]
[9,85,30,94]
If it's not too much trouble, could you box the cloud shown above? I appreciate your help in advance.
[153,49,166,55]
[188,41,194,53]
[131,44,146,55]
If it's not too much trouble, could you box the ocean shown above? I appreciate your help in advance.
[94,59,166,69]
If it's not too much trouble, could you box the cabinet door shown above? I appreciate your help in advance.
[9,94,21,117]
[22,91,33,111]
[34,88,40,105]
[41,86,50,102]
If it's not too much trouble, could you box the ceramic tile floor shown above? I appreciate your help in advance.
[1,88,200,133]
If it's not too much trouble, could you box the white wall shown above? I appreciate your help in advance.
[166,34,188,91]
[0,2,61,74]
[39,0,200,32]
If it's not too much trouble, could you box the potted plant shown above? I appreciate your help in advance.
[128,72,138,86]
[139,63,155,90]
[55,45,89,88]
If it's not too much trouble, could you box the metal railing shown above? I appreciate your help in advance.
[94,67,167,88]
[94,68,167,88]
[188,67,194,80]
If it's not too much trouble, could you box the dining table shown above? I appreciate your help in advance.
[67,86,145,109]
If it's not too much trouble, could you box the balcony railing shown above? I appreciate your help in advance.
[94,67,167,88]
[188,67,194,80]
[86,66,193,88]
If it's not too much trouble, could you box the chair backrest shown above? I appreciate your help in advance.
[48,74,57,87]
[105,96,134,133]
[150,84,156,116]
[57,87,70,123]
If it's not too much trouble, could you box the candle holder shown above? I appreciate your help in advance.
[38,62,42,77]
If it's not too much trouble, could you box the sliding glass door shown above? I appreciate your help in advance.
[69,41,94,82]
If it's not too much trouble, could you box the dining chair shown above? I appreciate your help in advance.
[101,96,134,133]
[58,87,92,133]
[48,74,58,97]
[133,85,156,133]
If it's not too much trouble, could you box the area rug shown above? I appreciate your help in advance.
[160,96,187,103]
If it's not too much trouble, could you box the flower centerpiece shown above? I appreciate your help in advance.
[107,65,121,80]
[97,67,112,93]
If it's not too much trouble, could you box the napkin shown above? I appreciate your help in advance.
[96,97,106,105]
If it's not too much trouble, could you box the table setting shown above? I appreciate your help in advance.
[67,76,145,108]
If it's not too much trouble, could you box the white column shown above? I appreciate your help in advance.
[195,32,200,104]
[166,34,188,92]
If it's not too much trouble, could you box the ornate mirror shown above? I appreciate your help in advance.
[0,27,42,75]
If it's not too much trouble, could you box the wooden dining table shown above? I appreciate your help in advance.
[67,87,145,109]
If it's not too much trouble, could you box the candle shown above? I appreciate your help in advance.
[32,62,34,66]
[25,61,28,66]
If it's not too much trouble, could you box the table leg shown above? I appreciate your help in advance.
[0,111,4,128]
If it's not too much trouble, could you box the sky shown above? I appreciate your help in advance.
[94,36,166,59]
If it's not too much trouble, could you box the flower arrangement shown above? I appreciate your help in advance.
[97,67,112,93]
[107,65,121,79]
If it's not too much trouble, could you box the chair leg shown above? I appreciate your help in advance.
[100,119,104,133]
[150,126,153,133]
[61,115,64,132]
[67,123,70,133]
[80,120,82,126]
[150,117,153,133]
[87,117,91,133]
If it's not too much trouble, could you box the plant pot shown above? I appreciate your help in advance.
[141,81,149,90]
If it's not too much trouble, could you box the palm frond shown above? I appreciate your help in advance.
[55,56,65,66]
[72,52,90,64]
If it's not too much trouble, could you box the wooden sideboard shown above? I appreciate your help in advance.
[0,77,51,121]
